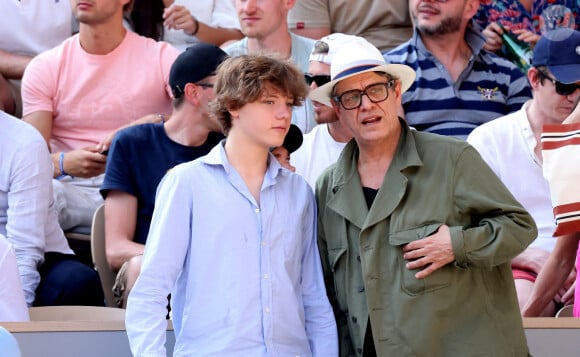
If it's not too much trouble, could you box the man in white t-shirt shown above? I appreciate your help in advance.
[468,28,580,316]
[22,0,179,230]
[0,1,74,117]
[224,0,316,133]
[292,33,355,188]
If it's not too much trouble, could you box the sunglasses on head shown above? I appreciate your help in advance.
[304,73,331,87]
[538,69,580,96]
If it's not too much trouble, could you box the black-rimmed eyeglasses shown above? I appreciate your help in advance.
[196,83,214,89]
[333,81,395,110]
[537,70,580,96]
[304,74,331,87]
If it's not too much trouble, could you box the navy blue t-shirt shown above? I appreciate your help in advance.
[101,123,223,244]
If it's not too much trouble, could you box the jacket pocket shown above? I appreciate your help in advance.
[390,224,453,296]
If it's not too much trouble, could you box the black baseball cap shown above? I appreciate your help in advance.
[169,43,229,98]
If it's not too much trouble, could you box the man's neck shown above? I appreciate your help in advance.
[420,30,472,82]
[327,121,353,143]
[224,131,269,203]
[164,110,212,147]
[78,21,127,55]
[356,128,400,189]
[246,31,292,58]
[525,99,561,163]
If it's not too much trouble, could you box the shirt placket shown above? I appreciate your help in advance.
[255,200,274,353]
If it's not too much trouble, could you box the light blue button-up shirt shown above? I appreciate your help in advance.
[126,141,338,357]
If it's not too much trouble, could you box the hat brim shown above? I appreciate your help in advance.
[549,64,580,84]
[309,64,416,107]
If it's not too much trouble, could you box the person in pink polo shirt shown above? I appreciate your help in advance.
[22,0,179,231]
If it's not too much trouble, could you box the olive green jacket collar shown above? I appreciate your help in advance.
[327,120,423,230]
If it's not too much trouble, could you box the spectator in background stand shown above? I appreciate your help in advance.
[523,94,580,318]
[224,0,317,133]
[467,28,580,316]
[292,33,355,189]
[126,0,243,50]
[22,0,179,232]
[385,0,532,139]
[475,0,580,56]
[1,111,104,308]
[100,43,227,308]
[288,0,412,52]
[0,0,75,117]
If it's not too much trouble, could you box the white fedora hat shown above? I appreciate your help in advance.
[310,36,416,107]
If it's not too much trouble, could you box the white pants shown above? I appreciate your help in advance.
[53,175,104,231]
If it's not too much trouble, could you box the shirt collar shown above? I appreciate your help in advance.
[330,118,423,190]
[200,139,287,184]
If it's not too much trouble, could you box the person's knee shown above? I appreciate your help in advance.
[37,256,104,306]
[514,278,556,316]
[52,180,68,224]
[124,255,143,291]
[514,278,534,308]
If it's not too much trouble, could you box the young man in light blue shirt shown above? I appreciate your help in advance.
[126,54,338,356]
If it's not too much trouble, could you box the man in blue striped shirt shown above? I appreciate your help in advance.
[384,0,532,139]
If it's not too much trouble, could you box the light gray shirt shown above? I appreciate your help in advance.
[0,112,72,305]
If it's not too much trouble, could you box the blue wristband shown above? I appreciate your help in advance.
[57,152,69,179]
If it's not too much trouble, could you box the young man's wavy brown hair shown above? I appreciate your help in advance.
[210,54,309,135]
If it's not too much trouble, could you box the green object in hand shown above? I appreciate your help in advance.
[499,24,533,73]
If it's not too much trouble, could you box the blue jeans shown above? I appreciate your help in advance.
[34,252,104,307]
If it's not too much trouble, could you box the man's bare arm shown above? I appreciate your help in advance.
[104,191,144,271]
[24,111,107,177]
[522,233,580,316]
[0,49,33,79]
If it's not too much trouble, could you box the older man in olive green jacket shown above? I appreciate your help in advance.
[311,36,537,356]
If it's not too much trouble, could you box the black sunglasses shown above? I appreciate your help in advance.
[304,74,331,87]
[538,69,580,96]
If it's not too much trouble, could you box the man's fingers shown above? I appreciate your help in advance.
[406,256,429,270]
[415,262,443,279]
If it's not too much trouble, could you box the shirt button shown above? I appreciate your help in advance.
[357,255,361,262]
[255,208,260,213]
[356,347,363,354]
[358,286,365,293]
[265,307,270,313]
[351,316,357,323]
[263,273,269,279]
[261,241,267,246]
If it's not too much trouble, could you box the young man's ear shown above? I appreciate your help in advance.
[228,108,240,120]
[527,67,541,90]
[184,83,200,102]
[285,0,297,11]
